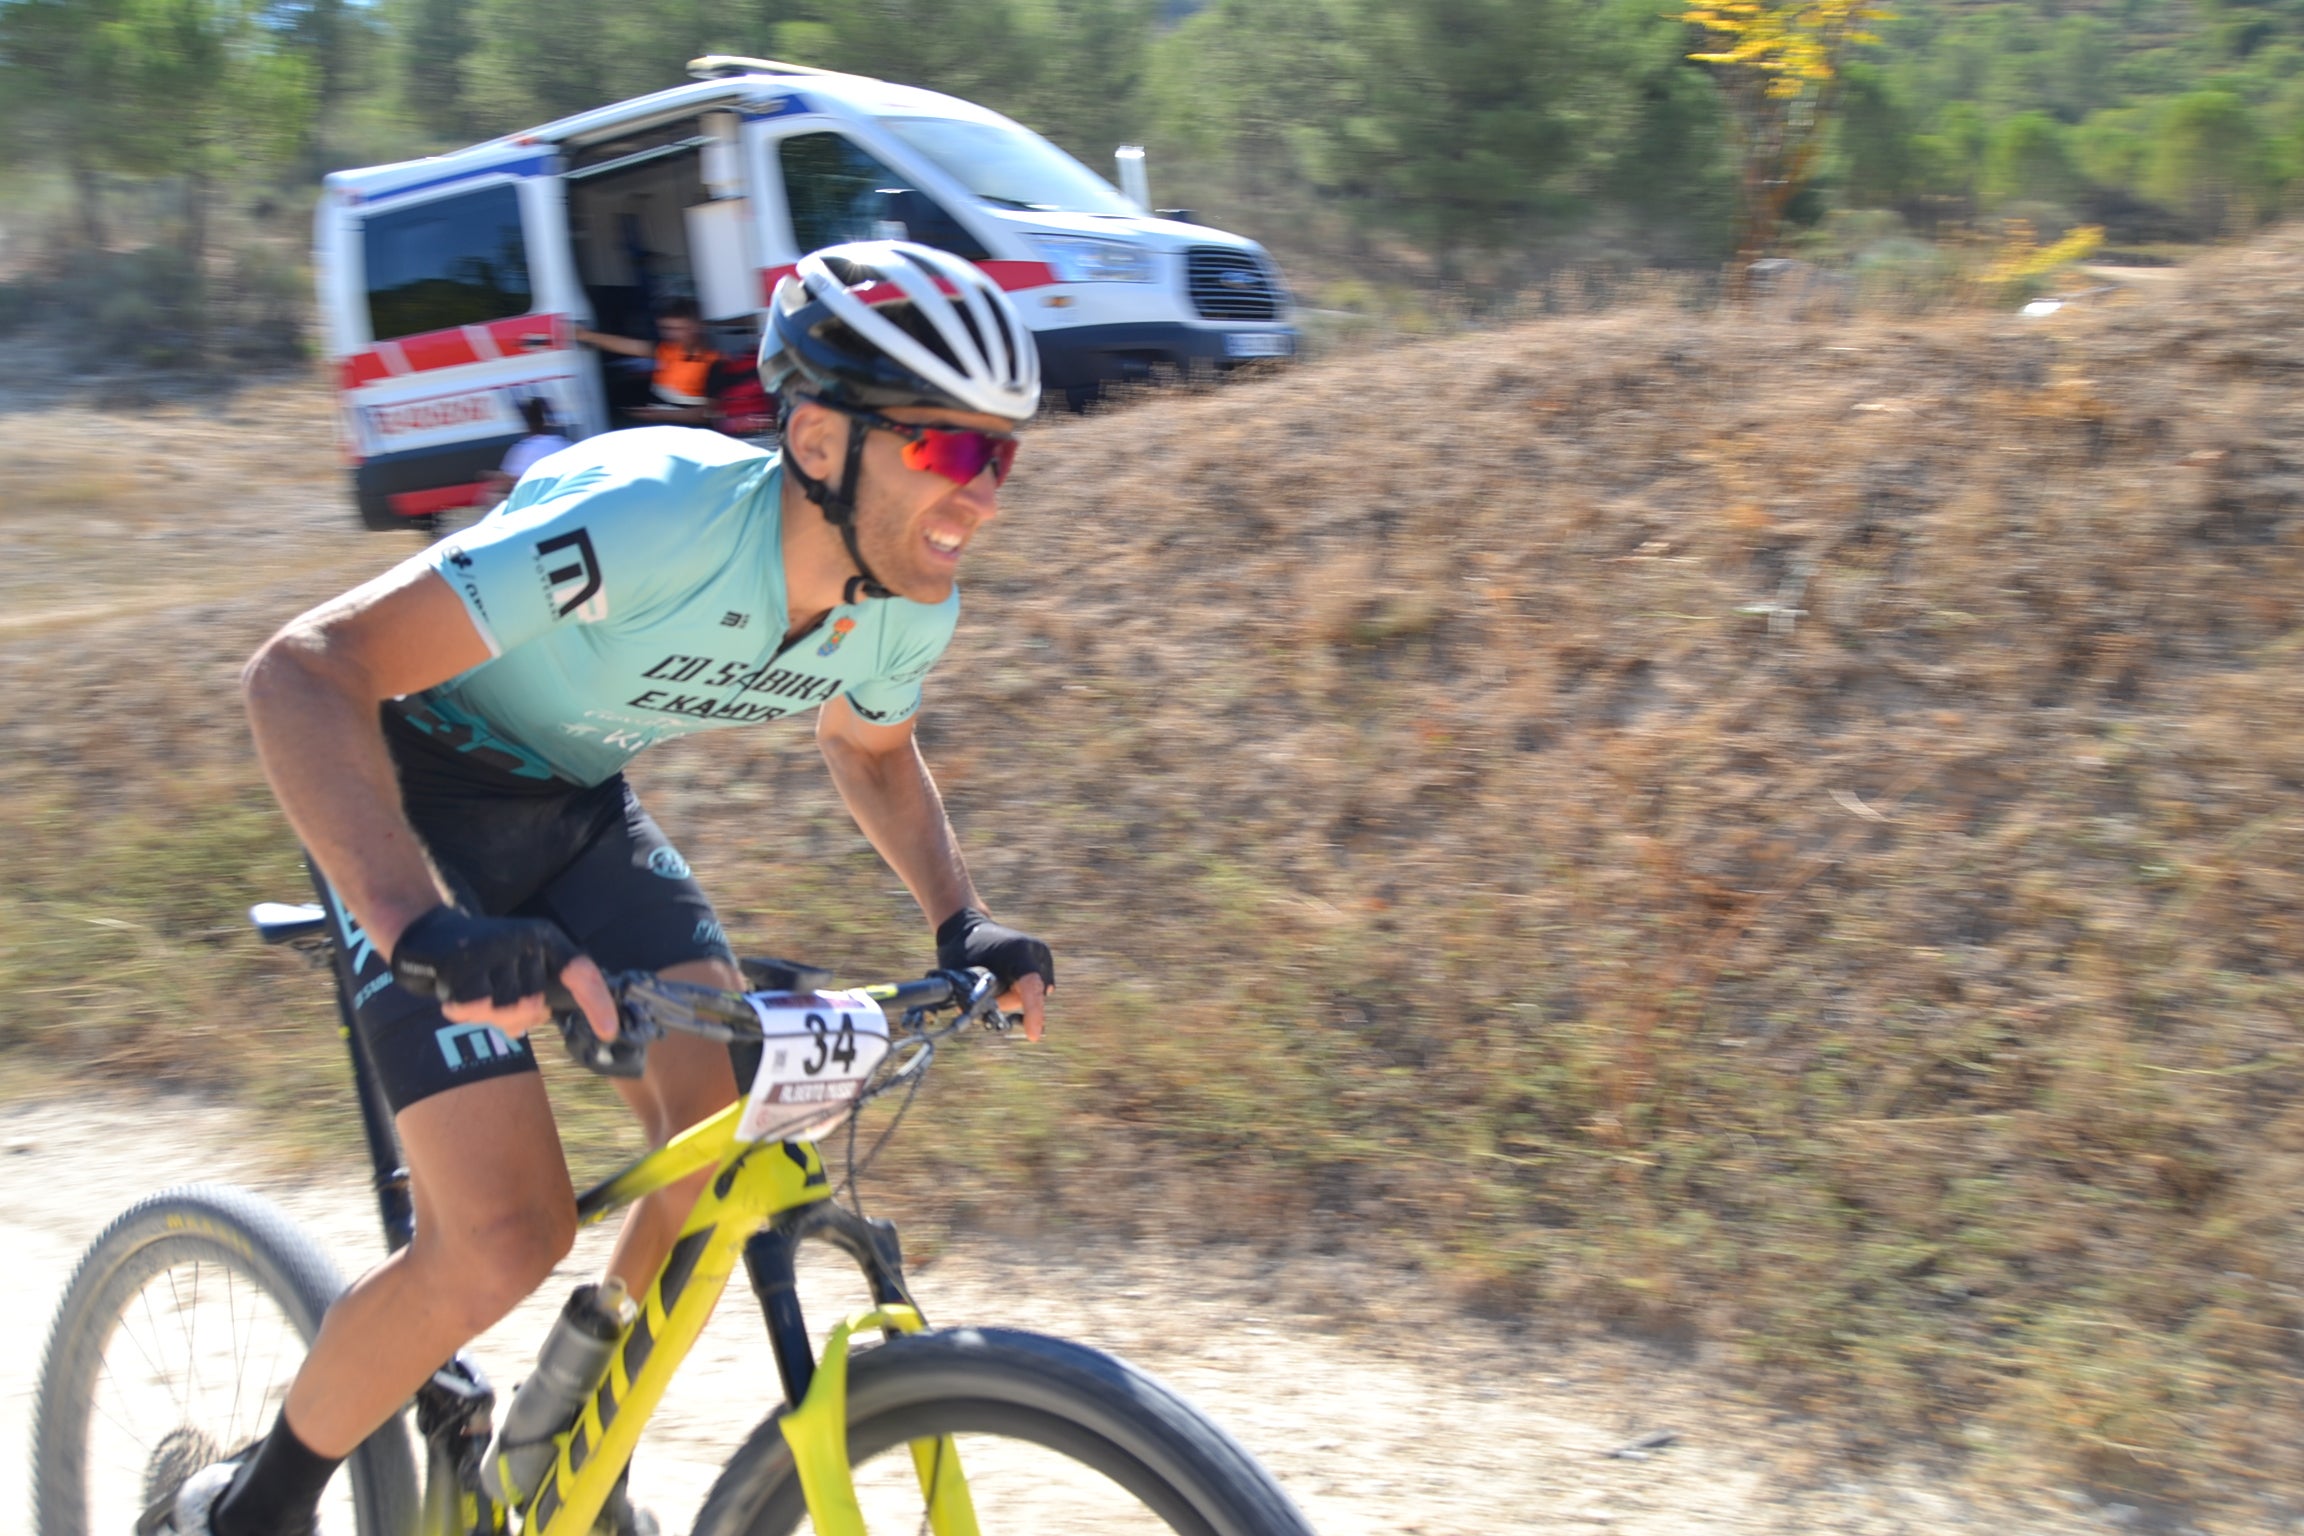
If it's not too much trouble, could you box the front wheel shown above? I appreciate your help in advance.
[694,1326,1316,1536]
[31,1184,420,1536]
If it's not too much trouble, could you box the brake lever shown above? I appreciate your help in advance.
[618,973,757,1043]
[942,966,1018,1033]
[547,978,657,1078]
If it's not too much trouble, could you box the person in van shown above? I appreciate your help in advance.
[479,396,573,508]
[573,296,723,424]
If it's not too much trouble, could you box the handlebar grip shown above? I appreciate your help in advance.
[548,979,653,1079]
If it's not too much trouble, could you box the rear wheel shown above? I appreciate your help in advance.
[31,1185,419,1536]
[694,1327,1315,1536]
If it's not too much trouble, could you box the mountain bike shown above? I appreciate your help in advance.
[32,899,1317,1536]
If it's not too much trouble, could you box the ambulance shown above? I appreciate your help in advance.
[314,56,1296,529]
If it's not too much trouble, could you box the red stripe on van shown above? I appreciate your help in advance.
[340,314,567,392]
[758,260,1058,303]
[388,482,489,519]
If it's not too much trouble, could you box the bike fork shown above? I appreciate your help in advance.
[739,1202,913,1409]
[741,1204,978,1536]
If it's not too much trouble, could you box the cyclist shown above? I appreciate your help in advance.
[166,242,1056,1536]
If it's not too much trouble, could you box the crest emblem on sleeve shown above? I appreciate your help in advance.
[817,617,858,657]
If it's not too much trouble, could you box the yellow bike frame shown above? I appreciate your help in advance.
[506,1101,976,1536]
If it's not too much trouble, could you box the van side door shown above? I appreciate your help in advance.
[331,147,600,522]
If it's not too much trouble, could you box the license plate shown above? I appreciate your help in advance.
[1223,331,1293,358]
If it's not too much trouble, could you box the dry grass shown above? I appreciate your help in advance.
[8,232,2304,1520]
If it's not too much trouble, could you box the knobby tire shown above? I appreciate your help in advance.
[693,1326,1316,1536]
[31,1184,420,1536]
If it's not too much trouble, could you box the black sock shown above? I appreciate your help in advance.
[211,1412,341,1536]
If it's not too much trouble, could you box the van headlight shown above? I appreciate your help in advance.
[1029,235,1156,283]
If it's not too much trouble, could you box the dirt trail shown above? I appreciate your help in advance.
[0,1094,2131,1536]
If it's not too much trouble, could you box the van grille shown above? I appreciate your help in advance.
[1185,248,1284,321]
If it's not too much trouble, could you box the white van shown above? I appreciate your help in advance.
[315,57,1296,529]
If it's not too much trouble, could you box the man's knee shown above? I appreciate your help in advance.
[429,1201,577,1329]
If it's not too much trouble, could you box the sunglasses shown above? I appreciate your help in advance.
[839,407,1020,487]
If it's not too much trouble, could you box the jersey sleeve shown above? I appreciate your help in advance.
[843,593,960,727]
[423,443,698,656]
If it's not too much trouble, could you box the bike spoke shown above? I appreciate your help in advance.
[130,1279,192,1422]
[184,1259,205,1427]
[88,1358,155,1455]
[226,1266,245,1442]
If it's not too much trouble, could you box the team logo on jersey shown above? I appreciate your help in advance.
[534,528,607,622]
[817,617,858,657]
[646,846,692,879]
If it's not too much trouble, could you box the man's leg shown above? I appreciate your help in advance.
[197,1071,574,1536]
[281,1073,578,1453]
[600,957,742,1292]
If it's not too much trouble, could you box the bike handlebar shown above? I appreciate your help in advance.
[551,967,1010,1079]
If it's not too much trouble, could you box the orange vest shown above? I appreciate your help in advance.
[653,341,719,404]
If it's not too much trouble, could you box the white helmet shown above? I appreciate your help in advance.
[760,241,1040,422]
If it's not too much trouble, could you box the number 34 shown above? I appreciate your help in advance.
[802,1013,857,1076]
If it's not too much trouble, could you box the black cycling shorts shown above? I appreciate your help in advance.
[310,706,736,1114]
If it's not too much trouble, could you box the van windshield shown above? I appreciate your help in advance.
[875,117,1138,217]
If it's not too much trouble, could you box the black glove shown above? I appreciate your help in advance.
[935,908,1054,994]
[390,905,582,1008]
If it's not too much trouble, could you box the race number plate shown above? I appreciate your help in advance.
[735,989,893,1143]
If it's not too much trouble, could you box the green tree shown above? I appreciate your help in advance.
[1006,0,1161,161]
[2074,104,2154,192]
[0,0,134,246]
[105,0,315,271]
[1836,59,1915,207]
[393,0,476,139]
[1146,0,1356,209]
[1314,0,1586,277]
[457,0,629,131]
[2047,13,2114,121]
[0,0,312,262]
[1589,0,1734,255]
[1983,110,2081,206]
[771,0,1029,110]
[1909,97,1986,209]
[2147,88,2276,233]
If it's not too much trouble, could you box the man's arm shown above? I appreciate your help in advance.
[815,695,1048,1039]
[572,325,654,359]
[241,559,615,1035]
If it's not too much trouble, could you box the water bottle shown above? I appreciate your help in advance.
[480,1279,636,1506]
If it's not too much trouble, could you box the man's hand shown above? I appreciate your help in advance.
[936,908,1053,1042]
[390,905,620,1041]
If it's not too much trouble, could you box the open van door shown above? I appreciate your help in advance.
[321,143,598,530]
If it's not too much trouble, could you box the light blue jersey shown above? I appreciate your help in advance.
[412,427,957,786]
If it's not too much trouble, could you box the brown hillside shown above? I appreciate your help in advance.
[7,233,2304,1518]
[686,233,2304,1516]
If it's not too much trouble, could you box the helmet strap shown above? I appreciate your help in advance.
[785,408,892,602]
